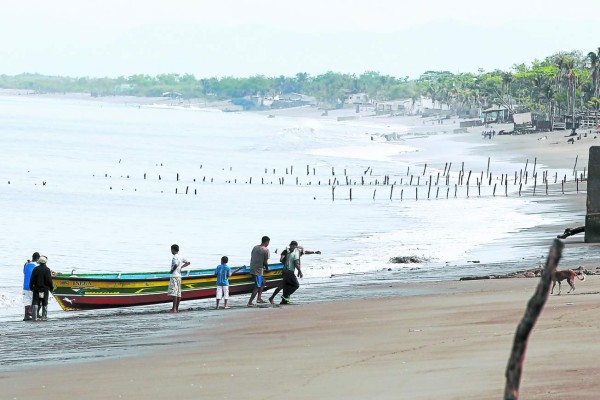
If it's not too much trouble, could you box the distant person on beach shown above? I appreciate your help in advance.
[215,256,232,309]
[22,252,40,321]
[269,241,321,305]
[29,256,53,321]
[247,236,270,307]
[168,244,190,313]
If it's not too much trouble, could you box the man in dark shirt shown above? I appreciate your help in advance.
[29,256,53,321]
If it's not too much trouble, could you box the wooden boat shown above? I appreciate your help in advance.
[52,263,283,311]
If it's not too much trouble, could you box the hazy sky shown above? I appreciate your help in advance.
[2,0,600,78]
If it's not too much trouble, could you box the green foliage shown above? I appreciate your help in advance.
[1,47,599,114]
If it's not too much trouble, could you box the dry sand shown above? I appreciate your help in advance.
[3,278,600,399]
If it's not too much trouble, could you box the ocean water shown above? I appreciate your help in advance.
[0,96,576,324]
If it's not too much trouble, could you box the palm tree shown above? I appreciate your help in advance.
[588,48,600,99]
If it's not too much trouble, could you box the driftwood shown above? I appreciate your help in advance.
[557,226,585,239]
[504,239,564,400]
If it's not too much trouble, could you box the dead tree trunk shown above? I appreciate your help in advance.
[503,239,564,400]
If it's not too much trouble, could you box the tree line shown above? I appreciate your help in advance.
[1,47,599,117]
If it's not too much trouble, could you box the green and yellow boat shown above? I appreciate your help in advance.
[52,264,283,311]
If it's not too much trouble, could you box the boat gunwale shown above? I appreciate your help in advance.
[53,263,284,283]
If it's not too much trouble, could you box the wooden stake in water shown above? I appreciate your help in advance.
[428,178,432,199]
[573,155,578,176]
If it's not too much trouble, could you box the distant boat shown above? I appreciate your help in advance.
[52,264,283,311]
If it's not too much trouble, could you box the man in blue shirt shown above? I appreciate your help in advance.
[22,252,40,321]
[215,256,232,309]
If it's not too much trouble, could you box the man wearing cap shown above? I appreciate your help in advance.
[29,256,53,321]
[272,241,320,305]
[22,252,40,321]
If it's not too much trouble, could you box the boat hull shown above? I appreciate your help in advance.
[52,265,283,311]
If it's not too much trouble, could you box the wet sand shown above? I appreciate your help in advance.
[3,276,600,399]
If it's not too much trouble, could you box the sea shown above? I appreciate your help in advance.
[0,95,581,370]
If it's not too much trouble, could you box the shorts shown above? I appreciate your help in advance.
[252,275,264,288]
[168,277,182,298]
[23,290,33,306]
[32,290,49,307]
[216,285,229,300]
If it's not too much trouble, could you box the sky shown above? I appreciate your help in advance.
[2,0,600,79]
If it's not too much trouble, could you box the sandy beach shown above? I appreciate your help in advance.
[3,97,600,399]
[3,276,600,399]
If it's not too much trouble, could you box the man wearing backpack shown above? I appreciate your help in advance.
[269,241,320,305]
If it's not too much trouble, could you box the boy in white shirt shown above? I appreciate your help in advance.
[168,244,190,313]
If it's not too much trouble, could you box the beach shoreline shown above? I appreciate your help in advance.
[4,276,600,399]
[3,95,600,398]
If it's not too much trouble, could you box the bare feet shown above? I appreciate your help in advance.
[224,306,230,309]
[257,299,266,304]
[268,298,274,305]
[247,303,255,307]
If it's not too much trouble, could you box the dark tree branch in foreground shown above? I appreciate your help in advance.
[557,226,585,239]
[504,239,564,400]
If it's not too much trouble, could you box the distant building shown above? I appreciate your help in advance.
[373,96,449,116]
[348,93,369,104]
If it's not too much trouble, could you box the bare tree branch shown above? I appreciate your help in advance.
[504,239,564,400]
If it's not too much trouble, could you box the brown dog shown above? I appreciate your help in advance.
[551,268,586,295]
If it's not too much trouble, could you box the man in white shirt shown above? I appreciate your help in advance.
[168,244,190,313]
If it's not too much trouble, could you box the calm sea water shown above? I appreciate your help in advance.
[0,95,576,323]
